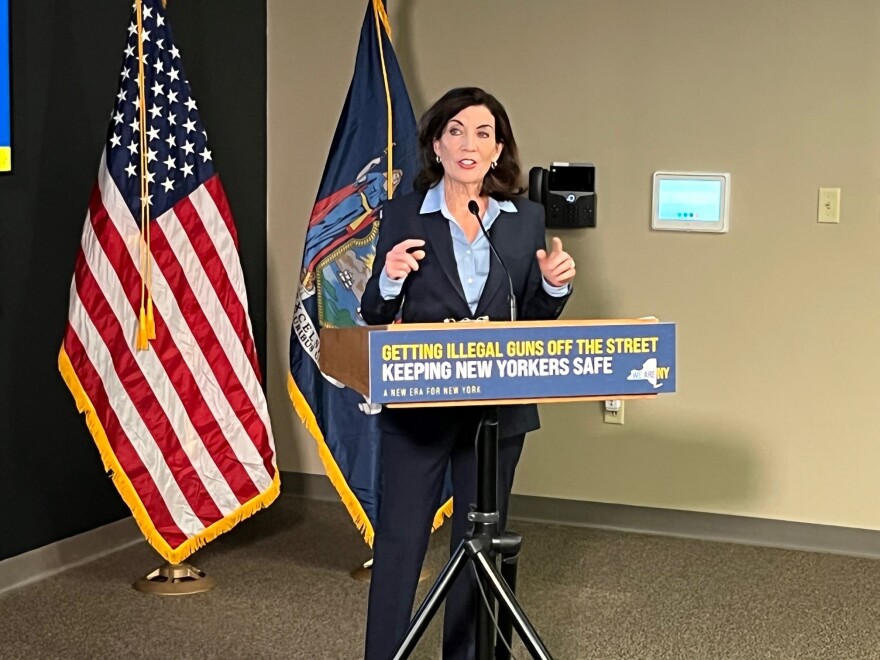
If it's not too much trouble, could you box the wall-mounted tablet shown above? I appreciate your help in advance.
[651,171,730,233]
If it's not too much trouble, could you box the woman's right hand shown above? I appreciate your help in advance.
[384,239,426,280]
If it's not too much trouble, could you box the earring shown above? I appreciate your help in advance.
[435,155,441,164]
[490,160,498,169]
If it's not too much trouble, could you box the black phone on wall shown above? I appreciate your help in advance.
[529,162,597,228]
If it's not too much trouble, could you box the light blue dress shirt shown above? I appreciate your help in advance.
[379,180,569,315]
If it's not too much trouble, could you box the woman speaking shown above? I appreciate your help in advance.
[361,87,575,660]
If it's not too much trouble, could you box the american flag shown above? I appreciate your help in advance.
[59,0,278,564]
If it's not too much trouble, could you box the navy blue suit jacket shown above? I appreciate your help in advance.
[361,190,570,438]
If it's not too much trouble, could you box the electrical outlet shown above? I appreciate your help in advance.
[604,400,625,425]
[818,187,840,224]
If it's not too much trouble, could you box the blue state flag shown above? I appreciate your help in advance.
[288,0,451,545]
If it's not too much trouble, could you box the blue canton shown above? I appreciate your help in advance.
[106,0,213,220]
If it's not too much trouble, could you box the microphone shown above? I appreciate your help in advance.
[468,200,517,321]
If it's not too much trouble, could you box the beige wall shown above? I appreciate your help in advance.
[268,0,880,529]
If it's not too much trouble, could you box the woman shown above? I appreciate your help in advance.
[361,87,576,660]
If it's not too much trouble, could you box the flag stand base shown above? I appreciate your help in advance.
[350,559,431,583]
[133,562,216,595]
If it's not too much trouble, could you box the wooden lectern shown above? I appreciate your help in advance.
[320,319,676,660]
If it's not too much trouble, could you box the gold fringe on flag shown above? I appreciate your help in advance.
[60,346,281,563]
[288,375,454,547]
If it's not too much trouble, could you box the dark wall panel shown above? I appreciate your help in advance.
[0,0,267,562]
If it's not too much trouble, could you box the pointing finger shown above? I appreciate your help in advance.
[396,239,426,252]
[400,253,420,271]
[550,237,564,254]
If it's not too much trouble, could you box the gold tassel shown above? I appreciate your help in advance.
[135,0,152,352]
[137,306,149,350]
[146,296,156,340]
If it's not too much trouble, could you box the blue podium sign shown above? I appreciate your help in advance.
[367,321,676,405]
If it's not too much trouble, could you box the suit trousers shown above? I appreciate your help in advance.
[364,411,525,660]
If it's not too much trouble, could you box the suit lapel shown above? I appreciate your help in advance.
[422,212,469,310]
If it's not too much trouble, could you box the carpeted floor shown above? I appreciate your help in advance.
[2,494,880,659]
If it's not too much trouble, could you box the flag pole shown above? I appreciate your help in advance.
[128,0,216,595]
[348,1,430,585]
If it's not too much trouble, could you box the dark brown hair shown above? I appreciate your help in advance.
[413,87,524,200]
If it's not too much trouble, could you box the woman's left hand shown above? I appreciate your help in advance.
[536,237,576,287]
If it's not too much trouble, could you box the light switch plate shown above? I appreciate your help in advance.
[818,188,840,224]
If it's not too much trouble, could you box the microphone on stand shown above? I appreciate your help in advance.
[468,200,517,322]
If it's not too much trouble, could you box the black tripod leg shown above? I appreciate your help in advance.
[391,541,470,660]
[472,548,552,660]
[477,566,495,660]
[496,552,519,660]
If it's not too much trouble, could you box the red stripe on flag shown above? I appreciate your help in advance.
[174,183,261,383]
[87,188,262,504]
[204,175,240,250]
[63,323,189,550]
[148,220,276,480]
[72,242,224,528]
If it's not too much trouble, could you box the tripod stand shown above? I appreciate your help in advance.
[390,406,552,660]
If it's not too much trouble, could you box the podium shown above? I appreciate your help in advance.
[320,319,676,659]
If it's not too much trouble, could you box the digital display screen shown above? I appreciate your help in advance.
[0,0,9,172]
[657,179,722,222]
[548,165,594,193]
